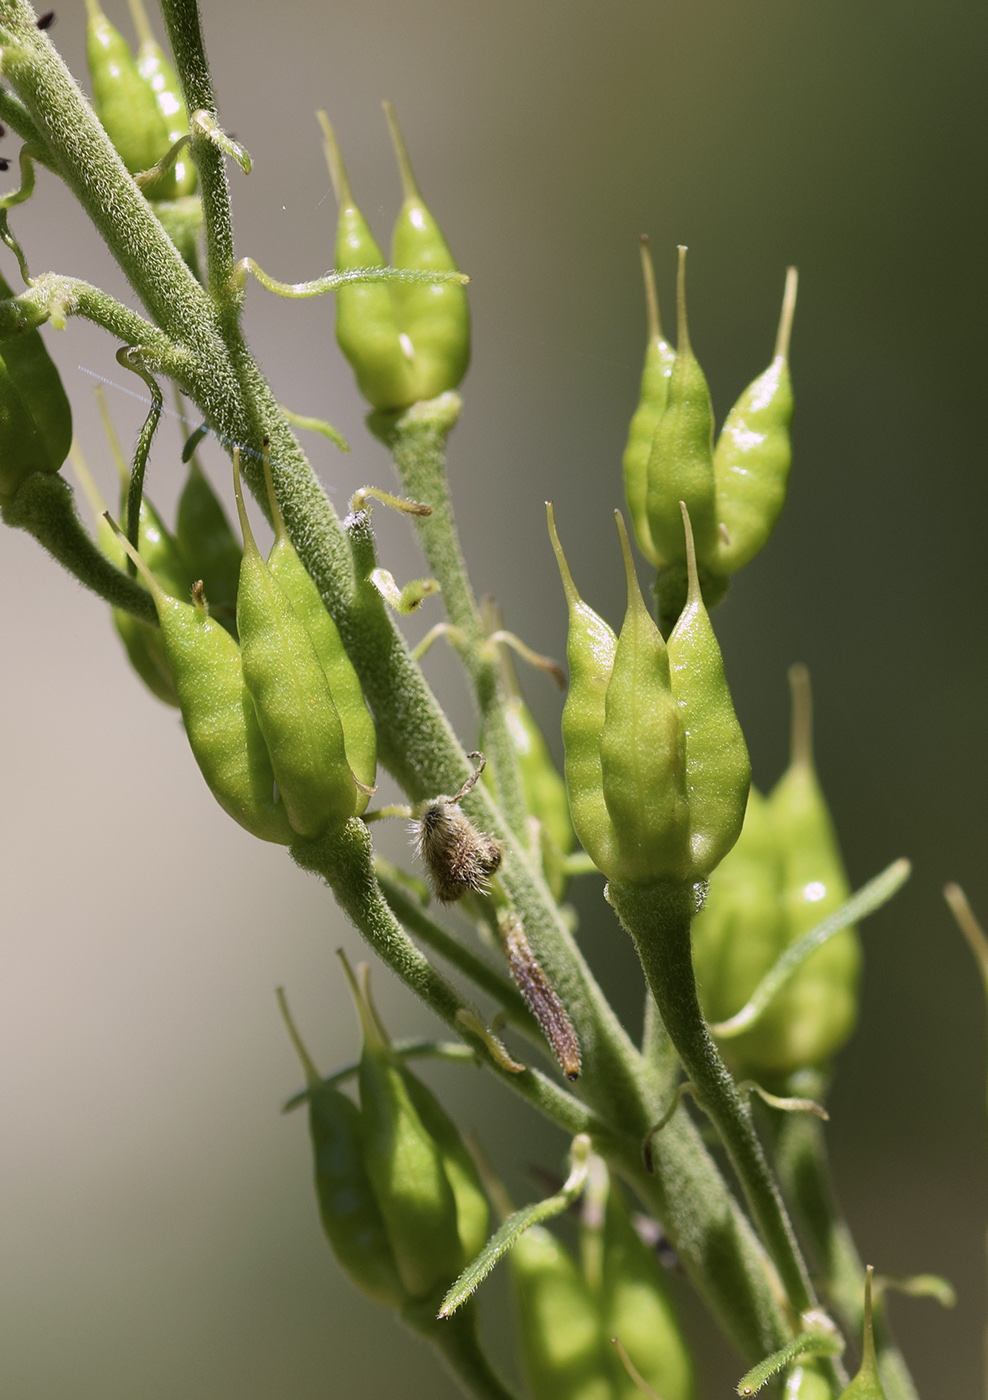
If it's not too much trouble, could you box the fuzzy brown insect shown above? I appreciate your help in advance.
[412,752,502,903]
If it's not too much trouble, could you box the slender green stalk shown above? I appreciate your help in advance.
[402,1304,522,1400]
[772,1106,920,1400]
[1,473,156,620]
[369,394,530,840]
[289,819,601,1140]
[158,0,238,310]
[0,275,188,376]
[608,881,834,1358]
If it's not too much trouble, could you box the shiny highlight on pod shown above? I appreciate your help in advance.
[548,500,749,886]
[623,242,797,608]
[107,444,375,844]
[85,0,196,199]
[691,664,861,1081]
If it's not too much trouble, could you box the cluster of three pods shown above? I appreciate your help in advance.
[624,243,797,621]
[116,448,375,844]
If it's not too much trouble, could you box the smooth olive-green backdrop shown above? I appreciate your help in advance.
[0,1,983,1396]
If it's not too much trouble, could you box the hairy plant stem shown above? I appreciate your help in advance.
[402,1303,521,1400]
[158,0,238,314]
[376,870,541,1040]
[608,878,848,1393]
[772,1103,920,1400]
[369,395,530,841]
[1,0,848,1371]
[291,819,601,1140]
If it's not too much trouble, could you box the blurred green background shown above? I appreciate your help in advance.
[0,0,984,1394]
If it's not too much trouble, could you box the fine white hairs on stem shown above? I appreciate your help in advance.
[411,752,503,903]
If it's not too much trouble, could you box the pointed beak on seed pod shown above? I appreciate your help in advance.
[320,106,469,413]
[549,498,748,887]
[627,245,797,629]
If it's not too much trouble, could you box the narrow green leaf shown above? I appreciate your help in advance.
[736,1331,843,1396]
[874,1273,956,1308]
[437,1134,591,1318]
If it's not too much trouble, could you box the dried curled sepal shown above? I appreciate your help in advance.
[500,913,581,1080]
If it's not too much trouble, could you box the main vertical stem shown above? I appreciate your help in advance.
[773,1106,920,1400]
[369,394,529,839]
[609,880,819,1320]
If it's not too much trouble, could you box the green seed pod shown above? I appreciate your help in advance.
[549,503,745,885]
[85,0,172,179]
[277,990,406,1310]
[343,959,465,1302]
[105,518,179,706]
[714,268,797,575]
[0,273,72,503]
[599,512,690,884]
[128,0,196,197]
[399,1068,490,1266]
[645,247,718,574]
[176,458,242,637]
[113,528,293,844]
[385,103,470,404]
[622,236,675,568]
[839,1270,887,1399]
[666,503,750,878]
[320,113,415,412]
[232,452,358,838]
[785,1363,834,1399]
[595,1173,694,1400]
[510,1223,613,1400]
[71,444,180,708]
[547,502,620,882]
[691,785,788,1041]
[261,450,376,814]
[762,664,861,1074]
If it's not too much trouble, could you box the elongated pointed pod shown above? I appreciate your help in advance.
[764,663,861,1073]
[622,234,675,567]
[339,955,466,1303]
[276,988,406,1309]
[110,520,292,844]
[645,247,718,572]
[385,101,470,402]
[0,271,72,504]
[600,511,690,883]
[261,445,377,810]
[547,501,621,879]
[319,111,415,411]
[233,449,358,837]
[667,501,750,878]
[714,267,797,574]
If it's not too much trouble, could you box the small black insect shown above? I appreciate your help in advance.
[36,10,56,29]
[412,752,502,903]
[0,159,9,173]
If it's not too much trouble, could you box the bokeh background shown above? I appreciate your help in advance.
[0,0,984,1394]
